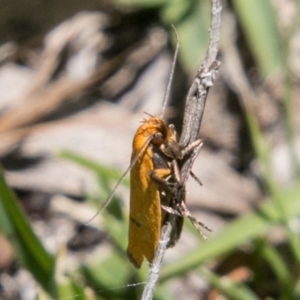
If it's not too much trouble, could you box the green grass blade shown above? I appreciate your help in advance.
[162,0,210,73]
[199,267,259,300]
[0,168,55,295]
[293,277,300,299]
[57,150,129,185]
[232,0,282,76]
[82,253,135,300]
[260,243,293,298]
[160,182,300,281]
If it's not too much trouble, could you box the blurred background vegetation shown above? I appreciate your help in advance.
[0,0,300,299]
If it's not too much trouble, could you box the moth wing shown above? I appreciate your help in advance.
[127,152,161,268]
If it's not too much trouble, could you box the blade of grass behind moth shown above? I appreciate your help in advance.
[57,150,129,185]
[0,167,55,295]
[199,267,259,300]
[160,182,300,282]
[259,242,293,297]
[232,0,282,76]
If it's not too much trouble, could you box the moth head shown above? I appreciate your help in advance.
[151,132,164,147]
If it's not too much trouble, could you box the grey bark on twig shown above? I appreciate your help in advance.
[141,1,222,299]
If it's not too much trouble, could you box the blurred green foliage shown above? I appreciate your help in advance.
[114,0,282,76]
[0,168,55,296]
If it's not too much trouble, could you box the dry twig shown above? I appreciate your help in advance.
[141,1,221,299]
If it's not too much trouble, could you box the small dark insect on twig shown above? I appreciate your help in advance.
[141,0,221,299]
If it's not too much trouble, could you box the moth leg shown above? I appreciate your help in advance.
[178,201,212,240]
[170,160,202,186]
[190,171,203,186]
[180,140,203,187]
[161,204,181,216]
[169,158,203,188]
[171,159,181,184]
[181,139,203,157]
[162,201,212,240]
[149,169,177,193]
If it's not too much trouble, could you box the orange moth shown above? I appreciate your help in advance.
[127,116,184,268]
[125,28,187,268]
[126,114,206,268]
[126,29,207,267]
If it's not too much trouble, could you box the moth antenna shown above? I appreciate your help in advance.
[160,25,179,120]
[85,135,154,225]
[144,112,155,118]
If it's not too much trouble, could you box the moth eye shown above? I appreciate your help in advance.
[152,132,164,146]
